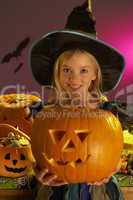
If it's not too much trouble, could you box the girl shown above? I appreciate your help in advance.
[29,29,125,200]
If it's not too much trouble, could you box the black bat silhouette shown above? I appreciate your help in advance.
[14,62,23,73]
[1,37,30,64]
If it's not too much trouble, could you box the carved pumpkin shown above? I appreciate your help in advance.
[0,94,41,137]
[0,124,34,178]
[31,106,123,183]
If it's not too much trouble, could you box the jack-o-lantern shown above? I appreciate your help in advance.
[0,94,41,137]
[31,106,123,183]
[0,124,34,178]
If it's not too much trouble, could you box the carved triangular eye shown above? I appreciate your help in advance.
[49,129,66,143]
[20,153,26,160]
[5,153,10,160]
[76,131,90,142]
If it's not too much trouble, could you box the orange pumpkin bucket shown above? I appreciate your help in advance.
[0,94,41,137]
[0,124,35,178]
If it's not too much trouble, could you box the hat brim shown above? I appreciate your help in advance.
[29,29,125,92]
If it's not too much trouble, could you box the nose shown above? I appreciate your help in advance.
[69,72,81,83]
[13,160,18,165]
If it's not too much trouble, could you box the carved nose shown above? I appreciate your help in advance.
[65,140,75,149]
[13,160,18,165]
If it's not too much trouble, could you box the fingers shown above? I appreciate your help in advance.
[47,178,68,186]
[93,167,121,186]
[37,168,57,184]
[35,168,67,186]
[87,177,110,186]
[40,174,57,185]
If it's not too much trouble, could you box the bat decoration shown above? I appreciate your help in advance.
[14,62,23,73]
[1,37,30,64]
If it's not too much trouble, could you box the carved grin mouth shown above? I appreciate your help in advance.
[57,158,83,166]
[44,153,91,167]
[5,165,27,173]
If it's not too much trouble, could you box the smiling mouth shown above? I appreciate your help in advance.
[69,86,82,91]
[5,165,27,173]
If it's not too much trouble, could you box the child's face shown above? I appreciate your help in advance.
[59,52,97,97]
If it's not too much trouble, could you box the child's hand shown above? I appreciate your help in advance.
[87,161,121,186]
[88,177,110,186]
[35,167,68,186]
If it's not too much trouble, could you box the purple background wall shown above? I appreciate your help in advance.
[0,0,132,103]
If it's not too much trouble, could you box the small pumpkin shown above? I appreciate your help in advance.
[0,94,41,137]
[31,106,123,183]
[0,124,34,178]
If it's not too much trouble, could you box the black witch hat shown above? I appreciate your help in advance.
[29,1,125,92]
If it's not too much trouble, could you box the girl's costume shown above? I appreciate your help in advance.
[29,29,125,200]
[35,177,124,200]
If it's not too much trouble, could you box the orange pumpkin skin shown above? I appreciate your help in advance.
[31,106,123,183]
[0,124,34,178]
[0,146,34,178]
[0,94,41,137]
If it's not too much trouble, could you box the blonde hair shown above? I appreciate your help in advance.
[53,49,102,95]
